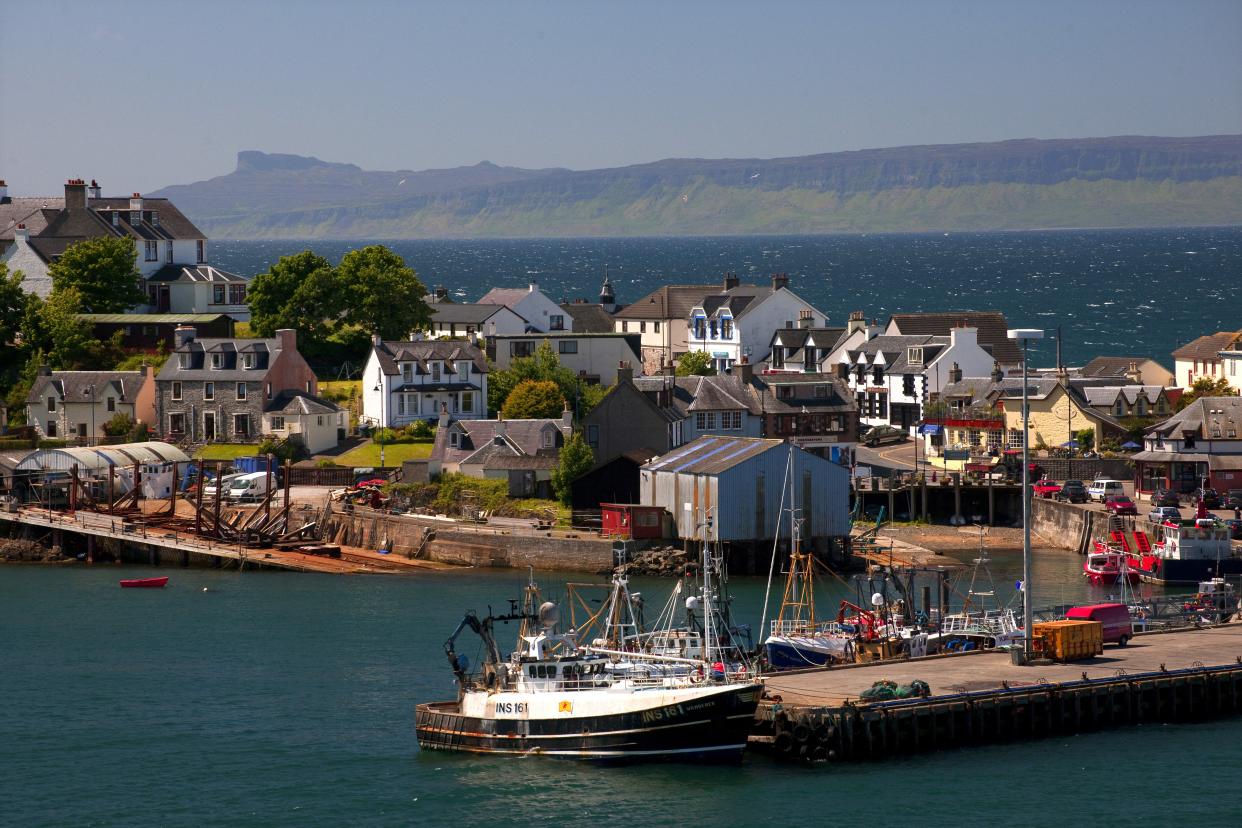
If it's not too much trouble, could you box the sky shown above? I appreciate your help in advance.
[3,0,1241,196]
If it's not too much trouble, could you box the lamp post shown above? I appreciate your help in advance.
[373,368,385,469]
[86,384,96,447]
[1008,327,1044,661]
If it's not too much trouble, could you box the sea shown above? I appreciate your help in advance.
[208,227,1242,367]
[7,228,1242,826]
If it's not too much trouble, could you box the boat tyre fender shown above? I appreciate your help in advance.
[816,723,836,744]
[810,745,829,762]
[792,723,812,744]
[773,731,794,755]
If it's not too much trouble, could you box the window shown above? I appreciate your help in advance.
[431,362,441,382]
[106,397,116,412]
[171,382,182,401]
[169,413,185,434]
[305,380,312,394]
[208,353,221,370]
[212,285,226,304]
[722,411,742,430]
[1184,433,1196,449]
[112,212,120,228]
[266,383,272,400]
[907,347,923,366]
[402,363,414,383]
[1136,399,1147,416]
[550,314,565,331]
[271,416,285,430]
[242,353,254,369]
[902,375,915,396]
[47,396,56,412]
[815,384,829,398]
[777,385,794,400]
[872,366,883,384]
[640,321,646,333]
[1114,400,1125,416]
[1008,429,1023,449]
[457,360,470,377]
[450,431,459,448]
[236,383,247,400]
[721,318,733,339]
[396,395,406,416]
[654,321,661,333]
[204,382,215,401]
[233,413,249,437]
[621,321,628,332]
[144,240,158,261]
[317,415,324,426]
[196,240,206,263]
[510,341,534,358]
[165,242,172,263]
[458,390,474,413]
[559,340,578,354]
[587,424,599,448]
[229,284,246,305]
[542,429,554,448]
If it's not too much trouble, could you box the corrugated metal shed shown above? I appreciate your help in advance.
[640,436,850,542]
[16,441,190,472]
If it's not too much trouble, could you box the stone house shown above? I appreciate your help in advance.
[155,327,317,443]
[363,336,489,427]
[429,411,573,497]
[26,366,156,442]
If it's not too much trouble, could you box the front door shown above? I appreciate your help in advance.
[204,412,216,442]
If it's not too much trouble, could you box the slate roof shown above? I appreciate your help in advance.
[372,339,488,377]
[431,418,568,466]
[1147,397,1242,439]
[477,287,533,308]
[643,435,782,475]
[614,284,718,319]
[939,377,998,403]
[1079,356,1164,378]
[430,303,523,325]
[846,335,948,372]
[755,376,856,413]
[886,312,1022,365]
[1172,331,1242,361]
[158,336,279,381]
[265,391,342,416]
[146,265,246,284]
[560,302,616,333]
[633,375,762,417]
[1079,385,1167,407]
[27,370,150,405]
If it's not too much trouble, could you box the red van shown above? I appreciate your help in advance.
[1066,603,1133,646]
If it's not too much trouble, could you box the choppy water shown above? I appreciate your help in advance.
[210,227,1242,367]
[4,553,1240,827]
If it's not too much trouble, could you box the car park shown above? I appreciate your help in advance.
[1149,488,1179,507]
[1105,495,1138,516]
[1148,506,1181,523]
[862,425,908,447]
[1056,481,1088,503]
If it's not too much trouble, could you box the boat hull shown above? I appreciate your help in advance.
[1130,556,1242,585]
[415,683,761,761]
[120,577,168,588]
[765,637,850,670]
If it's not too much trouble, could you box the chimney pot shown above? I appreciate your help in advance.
[64,179,88,211]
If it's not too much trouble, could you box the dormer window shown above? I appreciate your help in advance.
[210,353,223,369]
[457,360,471,376]
[151,212,160,228]
[242,353,254,369]
[1136,399,1147,416]
[908,347,923,366]
[401,363,413,383]
[1184,432,1196,449]
[1114,400,1125,417]
[872,366,883,384]
[111,212,119,228]
[179,354,189,368]
[542,430,554,448]
[431,362,441,382]
[450,431,460,448]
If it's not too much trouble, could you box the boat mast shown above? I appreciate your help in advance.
[774,446,815,632]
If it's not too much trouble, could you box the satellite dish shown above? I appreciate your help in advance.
[538,601,560,629]
[870,592,885,607]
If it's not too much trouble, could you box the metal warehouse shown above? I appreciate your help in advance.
[639,436,850,543]
[16,441,190,473]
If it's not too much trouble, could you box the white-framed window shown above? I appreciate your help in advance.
[654,321,661,333]
[242,353,254,369]
[236,383,247,400]
[271,416,285,430]
[197,240,206,263]
[542,429,554,448]
[402,363,414,383]
[144,240,157,261]
[165,242,173,263]
[213,285,226,304]
[461,391,474,413]
[266,383,272,399]
[171,382,182,401]
[908,347,923,366]
[550,314,565,331]
[457,360,470,377]
[106,397,116,412]
[450,431,460,448]
[559,340,578,354]
[204,382,215,401]
[640,321,646,333]
[397,395,406,415]
[317,415,324,426]
[47,396,57,412]
[722,411,742,430]
[431,362,441,382]
[695,412,717,430]
[621,321,628,332]
[210,353,222,369]
[1008,429,1022,449]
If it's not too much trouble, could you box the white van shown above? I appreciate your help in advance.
[202,473,242,501]
[1088,479,1126,502]
[226,471,273,502]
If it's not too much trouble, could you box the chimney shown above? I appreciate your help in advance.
[15,223,28,242]
[276,328,297,353]
[371,333,382,349]
[864,320,882,342]
[64,178,88,211]
[528,280,538,293]
[617,360,634,384]
[1126,360,1142,383]
[991,362,1004,383]
[662,360,675,377]
[736,354,754,384]
[434,285,448,300]
[771,272,789,291]
[173,325,196,349]
[949,326,977,348]
[949,362,962,384]
[0,180,8,203]
[129,192,144,225]
[438,402,449,430]
[38,364,52,377]
[88,179,101,200]
[797,309,814,330]
[723,272,740,291]
[561,403,573,432]
[494,419,507,441]
[847,310,866,335]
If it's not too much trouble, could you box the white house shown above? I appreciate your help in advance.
[0,178,249,319]
[1172,330,1242,390]
[363,335,489,428]
[612,282,731,374]
[477,282,570,333]
[838,327,999,432]
[487,332,643,385]
[263,392,347,455]
[425,303,529,339]
[684,274,829,372]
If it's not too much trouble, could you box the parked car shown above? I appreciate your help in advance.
[1105,496,1138,516]
[1148,506,1181,524]
[1191,487,1222,508]
[1149,488,1180,507]
[1224,518,1242,539]
[1225,489,1242,510]
[1087,479,1126,503]
[202,473,242,501]
[1056,481,1088,503]
[862,425,908,447]
[1033,480,1062,499]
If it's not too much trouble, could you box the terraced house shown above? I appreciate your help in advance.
[155,327,318,443]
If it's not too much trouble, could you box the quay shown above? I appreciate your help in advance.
[753,624,1242,762]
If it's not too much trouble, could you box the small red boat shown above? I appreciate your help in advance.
[120,577,168,588]
[1083,546,1139,586]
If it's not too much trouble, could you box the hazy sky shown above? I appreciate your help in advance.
[4,0,1240,196]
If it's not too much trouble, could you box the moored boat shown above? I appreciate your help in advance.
[1084,546,1140,586]
[1127,518,1242,585]
[120,576,168,588]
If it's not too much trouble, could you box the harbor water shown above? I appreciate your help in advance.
[4,550,1241,827]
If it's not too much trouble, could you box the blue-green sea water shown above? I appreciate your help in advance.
[210,227,1242,367]
[4,553,1240,827]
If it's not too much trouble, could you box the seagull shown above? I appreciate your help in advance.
[750,173,761,179]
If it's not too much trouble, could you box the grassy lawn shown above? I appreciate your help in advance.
[334,439,433,467]
[196,444,262,460]
[319,379,361,400]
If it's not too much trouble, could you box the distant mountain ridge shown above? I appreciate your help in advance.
[151,136,1242,238]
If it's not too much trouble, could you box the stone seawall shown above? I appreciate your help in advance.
[1031,497,1152,552]
[321,508,616,573]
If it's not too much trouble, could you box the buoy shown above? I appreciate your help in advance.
[202,587,209,592]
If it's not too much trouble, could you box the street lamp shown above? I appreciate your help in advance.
[373,367,385,469]
[1008,327,1044,662]
[86,384,96,447]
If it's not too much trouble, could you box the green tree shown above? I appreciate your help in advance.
[551,431,594,505]
[1179,376,1239,409]
[247,250,338,338]
[676,350,716,376]
[488,340,608,419]
[500,379,565,420]
[102,412,136,437]
[48,236,144,312]
[1075,428,1095,452]
[39,288,96,369]
[336,245,431,341]
[0,262,29,348]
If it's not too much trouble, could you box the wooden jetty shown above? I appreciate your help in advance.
[754,624,1242,762]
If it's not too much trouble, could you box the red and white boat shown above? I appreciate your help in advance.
[120,576,168,588]
[1084,546,1140,586]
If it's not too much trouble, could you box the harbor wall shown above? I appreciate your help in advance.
[1031,498,1159,553]
[320,508,616,573]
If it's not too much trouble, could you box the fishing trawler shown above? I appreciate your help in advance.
[415,529,762,761]
[1128,500,1242,585]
